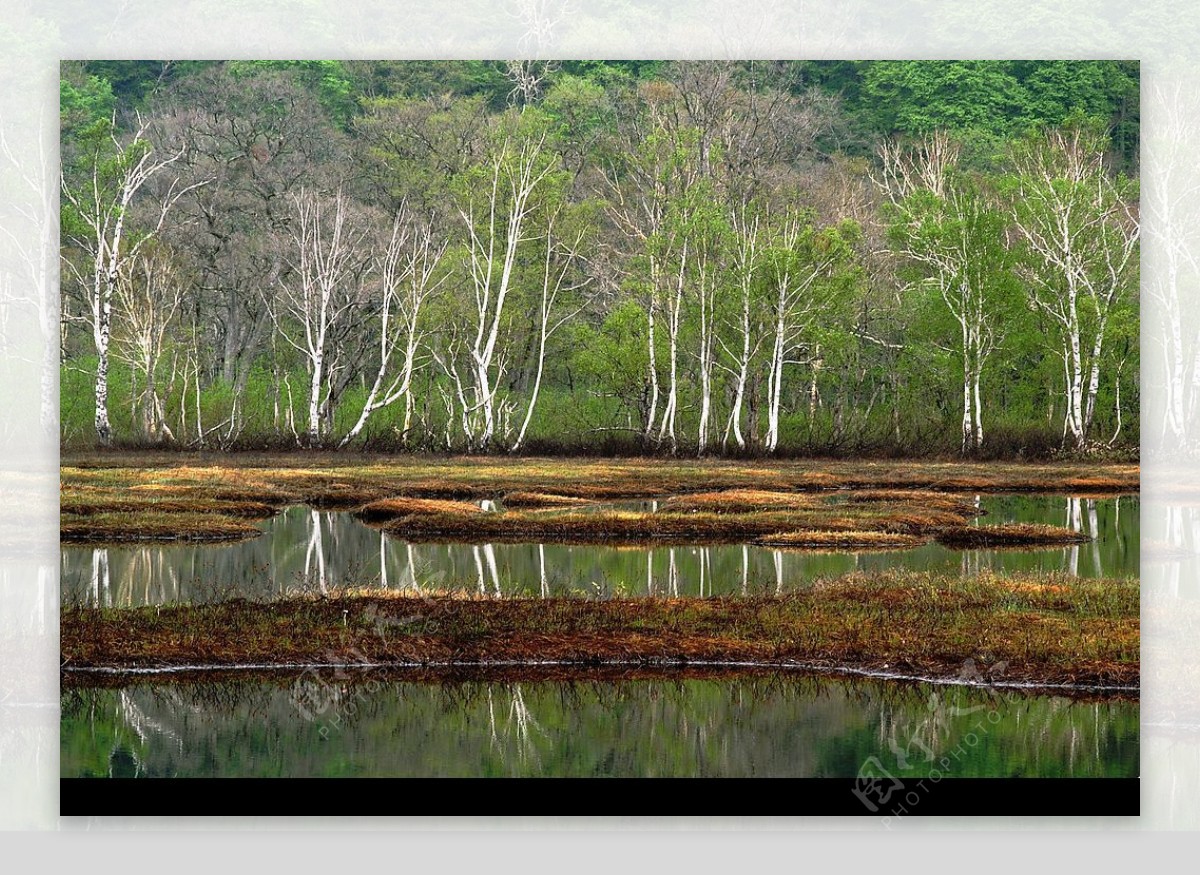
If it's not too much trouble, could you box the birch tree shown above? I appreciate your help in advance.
[721,205,765,450]
[61,114,206,444]
[602,112,687,441]
[877,132,1010,453]
[647,132,708,452]
[761,211,858,453]
[340,207,447,447]
[510,212,591,451]
[268,188,372,446]
[111,244,187,442]
[454,124,559,449]
[687,186,730,455]
[1007,125,1139,450]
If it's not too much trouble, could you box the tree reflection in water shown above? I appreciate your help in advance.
[60,674,1139,779]
[61,496,1138,607]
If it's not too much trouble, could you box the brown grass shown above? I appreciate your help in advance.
[60,511,262,544]
[59,455,1137,543]
[937,524,1092,548]
[355,496,485,523]
[502,491,597,509]
[59,569,1139,688]
[62,453,1139,497]
[754,530,930,549]
[842,489,981,517]
[378,509,791,544]
[61,495,277,519]
[373,504,970,546]
[661,489,820,513]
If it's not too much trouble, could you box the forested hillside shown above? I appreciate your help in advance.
[59,60,1140,456]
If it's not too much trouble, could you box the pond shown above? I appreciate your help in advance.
[61,495,1139,607]
[59,673,1138,779]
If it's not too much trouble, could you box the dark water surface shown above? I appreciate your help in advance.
[61,495,1138,606]
[60,674,1138,779]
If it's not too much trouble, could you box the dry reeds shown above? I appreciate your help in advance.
[502,491,596,509]
[355,496,485,522]
[662,489,820,513]
[60,569,1139,687]
[936,524,1092,548]
[754,530,929,549]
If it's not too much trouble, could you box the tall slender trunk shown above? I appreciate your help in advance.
[93,255,117,446]
[1082,311,1109,436]
[808,345,821,420]
[728,285,752,450]
[1064,284,1087,448]
[644,267,660,439]
[511,313,548,452]
[972,360,984,450]
[94,338,112,445]
[657,239,687,452]
[729,372,748,451]
[473,359,495,448]
[401,390,414,445]
[765,287,787,453]
[307,344,325,446]
[222,287,240,385]
[959,319,974,454]
[696,268,713,455]
[664,321,678,449]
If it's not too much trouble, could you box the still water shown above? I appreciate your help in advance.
[61,495,1138,607]
[60,674,1138,779]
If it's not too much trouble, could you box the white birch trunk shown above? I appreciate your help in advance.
[61,116,208,446]
[340,212,446,447]
[459,134,554,450]
[644,267,660,438]
[696,265,713,455]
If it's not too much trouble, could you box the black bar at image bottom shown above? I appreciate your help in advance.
[60,777,1139,818]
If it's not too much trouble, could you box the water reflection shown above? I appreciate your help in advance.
[61,495,1139,607]
[59,675,1139,779]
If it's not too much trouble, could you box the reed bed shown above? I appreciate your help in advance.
[60,569,1139,688]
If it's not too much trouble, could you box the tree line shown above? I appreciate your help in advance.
[59,60,1140,456]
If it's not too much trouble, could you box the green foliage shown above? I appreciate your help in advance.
[226,59,360,127]
[559,60,665,86]
[797,60,1140,171]
[568,299,652,420]
[60,67,115,134]
[59,60,1140,457]
[541,74,615,162]
[863,61,1030,138]
[80,61,194,105]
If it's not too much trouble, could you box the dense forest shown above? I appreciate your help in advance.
[59,60,1140,457]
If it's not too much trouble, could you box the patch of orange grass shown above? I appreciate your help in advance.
[356,496,484,522]
[937,523,1091,548]
[754,530,928,548]
[503,491,596,508]
[843,489,980,517]
[663,489,819,513]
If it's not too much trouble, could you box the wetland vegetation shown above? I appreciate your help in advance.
[61,457,1138,688]
[59,59,1140,781]
[62,569,1138,687]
